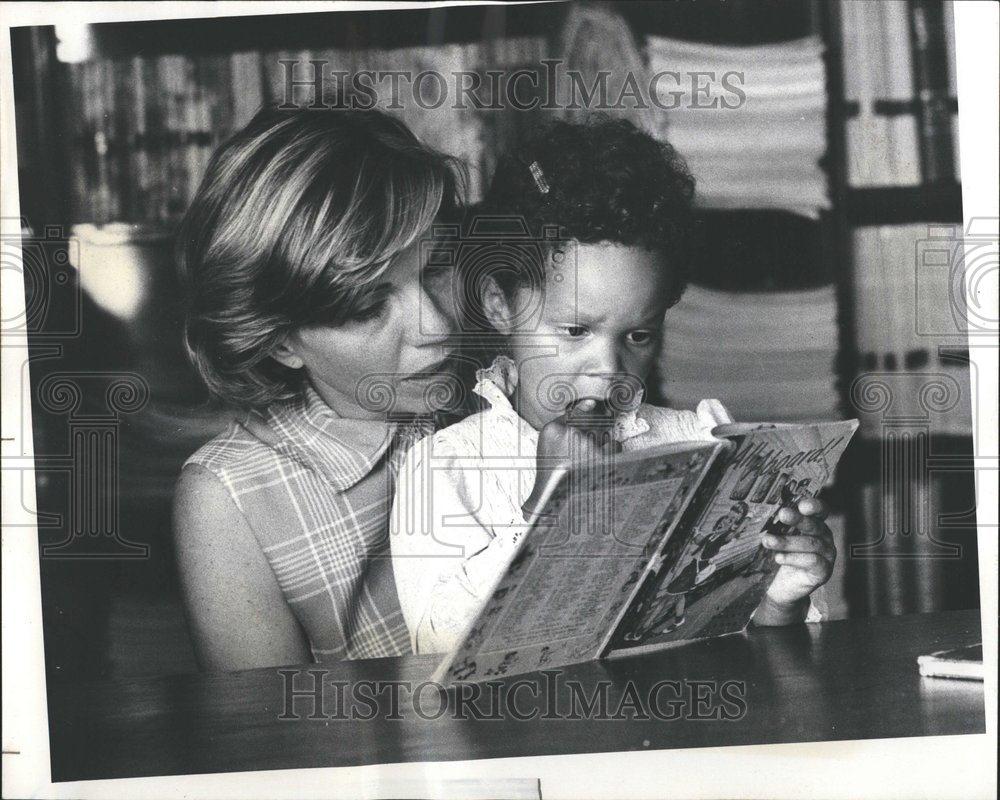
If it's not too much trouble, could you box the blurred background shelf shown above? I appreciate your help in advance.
[845,184,963,224]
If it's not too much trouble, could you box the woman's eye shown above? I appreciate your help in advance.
[627,330,654,345]
[349,300,386,324]
[423,264,452,281]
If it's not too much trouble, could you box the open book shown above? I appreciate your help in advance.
[432,419,859,684]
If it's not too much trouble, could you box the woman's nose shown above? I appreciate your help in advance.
[413,280,456,342]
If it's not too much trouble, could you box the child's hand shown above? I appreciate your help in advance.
[521,399,619,519]
[756,497,836,624]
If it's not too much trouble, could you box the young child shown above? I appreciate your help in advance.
[390,117,835,655]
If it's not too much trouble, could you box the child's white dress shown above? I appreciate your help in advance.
[389,357,732,655]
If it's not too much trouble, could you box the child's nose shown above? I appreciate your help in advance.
[581,338,624,377]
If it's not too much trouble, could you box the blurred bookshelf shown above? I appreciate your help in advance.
[822,0,977,618]
[845,184,963,225]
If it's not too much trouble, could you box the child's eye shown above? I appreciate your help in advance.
[561,325,589,338]
[627,330,654,345]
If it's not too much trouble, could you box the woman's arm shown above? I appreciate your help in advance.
[390,439,517,655]
[173,464,311,671]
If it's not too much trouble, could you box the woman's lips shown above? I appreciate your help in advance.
[403,355,457,382]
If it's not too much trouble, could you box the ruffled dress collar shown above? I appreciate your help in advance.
[471,355,652,445]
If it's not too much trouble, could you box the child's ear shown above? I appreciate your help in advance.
[481,276,516,335]
[271,335,305,370]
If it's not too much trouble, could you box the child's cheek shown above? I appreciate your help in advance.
[507,354,555,428]
[530,360,570,422]
[618,352,655,393]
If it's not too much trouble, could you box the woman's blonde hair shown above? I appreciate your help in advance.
[178,105,463,408]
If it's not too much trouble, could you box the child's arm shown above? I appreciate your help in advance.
[390,436,524,655]
[753,497,836,625]
[521,398,620,519]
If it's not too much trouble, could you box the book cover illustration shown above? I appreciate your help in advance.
[434,419,858,683]
[432,440,726,683]
[607,420,858,655]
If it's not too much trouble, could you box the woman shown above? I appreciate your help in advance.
[173,105,465,671]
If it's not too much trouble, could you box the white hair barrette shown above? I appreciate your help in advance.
[528,161,550,195]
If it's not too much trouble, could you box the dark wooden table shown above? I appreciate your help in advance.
[48,610,985,782]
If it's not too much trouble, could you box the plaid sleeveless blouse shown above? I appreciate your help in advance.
[184,385,433,661]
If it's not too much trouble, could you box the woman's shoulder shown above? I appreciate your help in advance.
[175,460,240,518]
[173,463,258,572]
[184,419,282,475]
[181,420,293,514]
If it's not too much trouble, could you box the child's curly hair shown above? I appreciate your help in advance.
[480,115,697,308]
